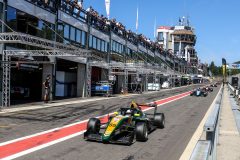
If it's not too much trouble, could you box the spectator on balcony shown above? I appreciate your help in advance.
[73,0,83,16]
[64,0,74,14]
[43,0,50,6]
[86,6,94,23]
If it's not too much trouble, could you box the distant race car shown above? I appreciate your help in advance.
[84,102,165,145]
[190,88,208,97]
[204,86,213,92]
[210,84,217,87]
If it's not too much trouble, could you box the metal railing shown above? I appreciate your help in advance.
[190,140,211,160]
[190,85,223,160]
[228,83,240,105]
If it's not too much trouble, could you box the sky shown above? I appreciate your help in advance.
[83,0,240,66]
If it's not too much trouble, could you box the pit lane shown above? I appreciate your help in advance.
[0,85,220,160]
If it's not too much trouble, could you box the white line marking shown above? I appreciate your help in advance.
[1,130,86,160]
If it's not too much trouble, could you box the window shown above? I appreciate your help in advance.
[105,42,108,52]
[97,39,101,50]
[76,29,81,43]
[64,24,69,39]
[89,35,92,47]
[158,32,164,41]
[92,36,96,49]
[82,31,86,46]
[70,26,76,41]
[121,45,124,53]
[97,39,101,51]
[57,22,64,42]
[45,22,55,40]
[116,43,119,52]
[101,41,105,52]
[7,7,17,31]
[112,41,114,51]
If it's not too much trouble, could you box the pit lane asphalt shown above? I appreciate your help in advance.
[0,85,220,160]
[0,85,205,144]
[11,85,220,160]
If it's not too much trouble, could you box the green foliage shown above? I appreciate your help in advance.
[209,61,223,76]
[209,60,240,76]
[229,68,240,75]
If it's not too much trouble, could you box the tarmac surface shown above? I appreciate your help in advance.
[0,85,220,160]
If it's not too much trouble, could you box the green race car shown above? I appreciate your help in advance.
[83,103,165,145]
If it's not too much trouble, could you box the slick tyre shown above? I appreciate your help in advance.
[154,113,165,128]
[87,118,100,133]
[136,122,148,141]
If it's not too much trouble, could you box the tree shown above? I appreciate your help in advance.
[231,69,240,75]
[209,61,216,75]
[208,61,223,76]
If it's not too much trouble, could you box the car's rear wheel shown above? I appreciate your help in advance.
[87,118,100,133]
[136,122,148,141]
[154,113,165,128]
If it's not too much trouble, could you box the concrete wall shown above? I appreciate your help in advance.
[77,63,86,97]
[55,71,77,97]
[117,75,124,93]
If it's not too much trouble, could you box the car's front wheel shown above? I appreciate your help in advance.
[136,122,148,141]
[87,118,101,133]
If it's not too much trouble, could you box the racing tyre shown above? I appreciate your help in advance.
[87,118,100,133]
[136,122,148,141]
[154,113,165,128]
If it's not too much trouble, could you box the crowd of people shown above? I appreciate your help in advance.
[85,5,165,54]
[60,0,175,56]
[29,0,56,12]
[62,0,83,16]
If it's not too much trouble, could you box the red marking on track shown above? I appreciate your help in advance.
[0,91,190,159]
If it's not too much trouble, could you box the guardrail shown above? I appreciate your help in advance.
[190,85,223,160]
[190,140,211,160]
[228,83,240,105]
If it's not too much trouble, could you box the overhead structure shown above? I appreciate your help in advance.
[0,32,91,108]
[0,31,180,108]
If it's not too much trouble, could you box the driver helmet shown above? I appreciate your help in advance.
[130,101,138,109]
[125,109,132,115]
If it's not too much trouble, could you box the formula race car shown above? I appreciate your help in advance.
[190,88,208,97]
[204,86,213,92]
[84,101,165,145]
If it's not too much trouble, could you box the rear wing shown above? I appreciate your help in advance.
[139,103,158,114]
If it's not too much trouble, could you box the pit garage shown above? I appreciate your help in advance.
[11,61,43,105]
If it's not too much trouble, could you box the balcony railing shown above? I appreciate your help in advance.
[59,0,87,23]
[19,0,185,68]
[25,0,57,13]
